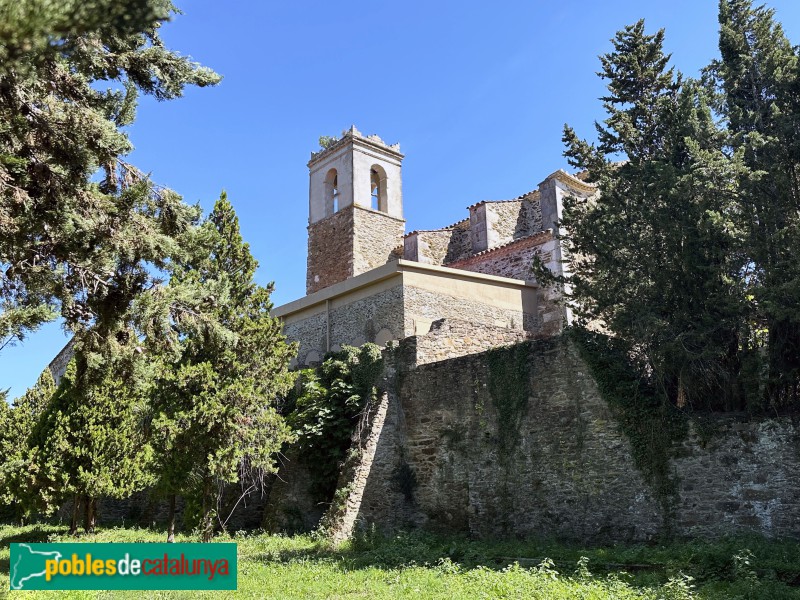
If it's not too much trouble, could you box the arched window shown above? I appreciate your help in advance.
[370,165,388,212]
[324,168,339,216]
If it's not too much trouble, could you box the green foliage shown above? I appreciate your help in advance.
[551,20,749,411]
[318,135,339,150]
[0,368,55,519]
[27,355,155,521]
[486,343,531,458]
[0,0,220,351]
[287,344,383,502]
[708,0,800,405]
[151,193,296,540]
[570,327,687,526]
[550,4,800,411]
[3,525,798,599]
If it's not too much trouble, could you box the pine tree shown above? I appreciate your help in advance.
[709,0,800,405]
[0,0,220,350]
[152,193,295,542]
[552,21,747,408]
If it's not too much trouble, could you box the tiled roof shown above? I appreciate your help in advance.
[447,229,553,265]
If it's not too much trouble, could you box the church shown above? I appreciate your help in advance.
[273,126,597,365]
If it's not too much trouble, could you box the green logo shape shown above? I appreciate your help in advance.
[10,543,237,590]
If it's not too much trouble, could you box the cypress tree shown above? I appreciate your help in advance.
[152,193,295,542]
[27,354,155,533]
[552,21,747,408]
[0,368,55,522]
[709,0,800,405]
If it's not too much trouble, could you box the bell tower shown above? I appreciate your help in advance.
[306,126,405,295]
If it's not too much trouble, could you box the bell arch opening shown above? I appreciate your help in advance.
[370,165,388,212]
[324,168,339,216]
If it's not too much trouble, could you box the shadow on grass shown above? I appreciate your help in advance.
[249,530,800,592]
[0,525,68,576]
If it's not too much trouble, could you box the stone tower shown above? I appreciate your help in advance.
[306,126,405,295]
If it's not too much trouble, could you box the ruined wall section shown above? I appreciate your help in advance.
[352,205,405,276]
[403,220,472,266]
[306,206,355,295]
[484,200,523,247]
[516,192,543,237]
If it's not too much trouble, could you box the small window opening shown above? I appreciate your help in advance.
[325,168,339,216]
[332,174,339,212]
[370,168,380,210]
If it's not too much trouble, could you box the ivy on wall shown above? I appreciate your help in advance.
[486,343,532,460]
[570,327,687,528]
[285,344,383,503]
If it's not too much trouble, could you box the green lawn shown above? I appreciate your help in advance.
[1,524,798,599]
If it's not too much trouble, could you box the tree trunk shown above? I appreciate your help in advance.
[69,494,81,535]
[83,496,97,533]
[201,478,212,543]
[167,494,176,543]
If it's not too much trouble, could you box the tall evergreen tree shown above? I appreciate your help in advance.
[709,0,800,405]
[27,354,155,533]
[152,193,295,542]
[0,0,220,351]
[0,368,55,522]
[550,21,747,408]
[0,0,225,531]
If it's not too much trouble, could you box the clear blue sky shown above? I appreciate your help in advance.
[4,0,800,399]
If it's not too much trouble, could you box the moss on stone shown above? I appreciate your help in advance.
[570,328,687,534]
[486,343,532,460]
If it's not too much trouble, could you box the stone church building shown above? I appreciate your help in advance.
[266,128,800,544]
[273,126,596,365]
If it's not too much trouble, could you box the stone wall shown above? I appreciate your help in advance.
[284,275,542,367]
[672,419,800,538]
[48,338,75,386]
[413,319,529,365]
[485,200,523,246]
[262,449,326,534]
[335,334,800,542]
[449,232,549,281]
[306,205,405,295]
[307,206,354,294]
[353,205,405,276]
[448,232,564,336]
[283,284,406,366]
[517,193,543,238]
[403,285,537,335]
[404,221,472,266]
[406,230,453,266]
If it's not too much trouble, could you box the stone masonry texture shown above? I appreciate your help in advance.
[353,205,405,275]
[305,330,800,543]
[307,205,355,294]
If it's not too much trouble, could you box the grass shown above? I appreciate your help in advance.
[0,524,799,598]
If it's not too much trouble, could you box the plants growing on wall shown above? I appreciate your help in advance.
[570,327,687,528]
[486,344,531,460]
[286,344,383,504]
